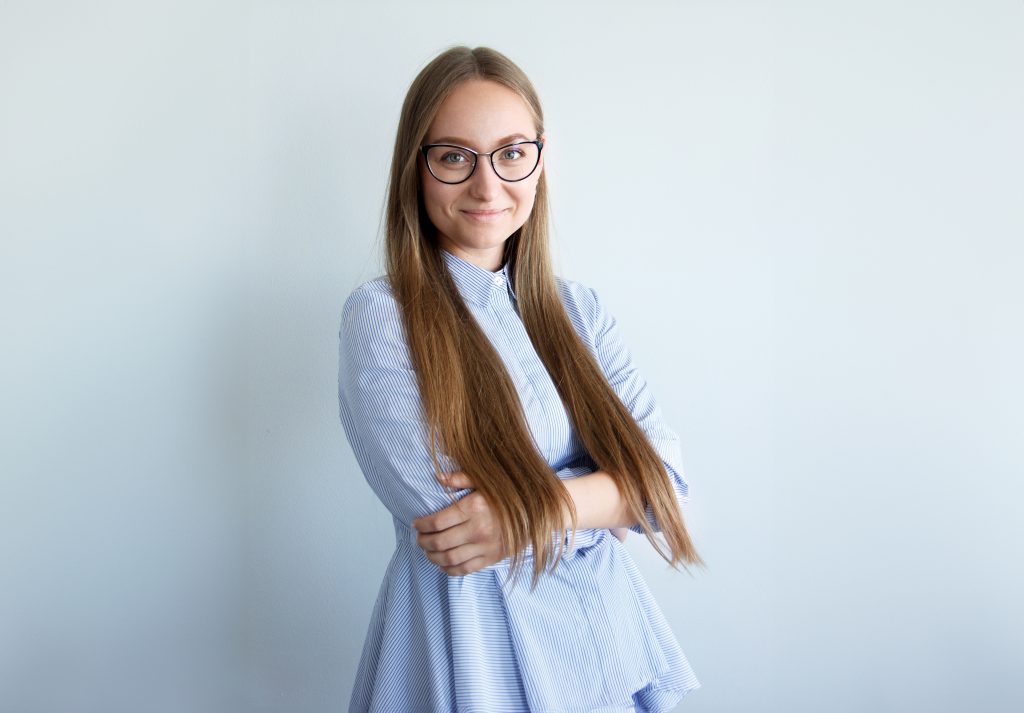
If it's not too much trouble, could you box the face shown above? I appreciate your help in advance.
[420,79,544,271]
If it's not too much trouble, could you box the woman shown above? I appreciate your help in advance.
[338,45,704,713]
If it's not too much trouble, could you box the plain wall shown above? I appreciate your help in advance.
[2,1,1021,711]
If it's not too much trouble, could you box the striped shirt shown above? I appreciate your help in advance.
[338,248,700,712]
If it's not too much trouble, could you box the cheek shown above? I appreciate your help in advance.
[421,183,453,222]
[512,182,539,212]
[507,189,537,230]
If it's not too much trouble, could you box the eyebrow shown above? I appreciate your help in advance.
[427,133,533,148]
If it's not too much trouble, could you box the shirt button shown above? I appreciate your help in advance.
[493,275,503,286]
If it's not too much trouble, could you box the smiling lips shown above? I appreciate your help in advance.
[461,208,508,222]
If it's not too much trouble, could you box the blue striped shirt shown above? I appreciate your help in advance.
[338,248,700,712]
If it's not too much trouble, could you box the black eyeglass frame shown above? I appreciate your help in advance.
[419,138,545,185]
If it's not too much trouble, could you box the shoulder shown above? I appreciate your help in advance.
[553,274,612,347]
[339,276,410,357]
[341,276,397,326]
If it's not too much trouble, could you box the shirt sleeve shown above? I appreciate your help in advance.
[337,283,464,527]
[583,285,691,535]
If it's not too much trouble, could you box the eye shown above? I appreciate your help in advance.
[439,149,471,164]
[499,146,525,161]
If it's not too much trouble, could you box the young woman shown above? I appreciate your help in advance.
[338,45,704,713]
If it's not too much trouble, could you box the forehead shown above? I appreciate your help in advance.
[425,79,536,149]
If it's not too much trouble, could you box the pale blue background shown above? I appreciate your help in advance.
[2,1,1022,711]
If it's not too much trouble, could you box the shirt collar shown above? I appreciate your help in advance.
[441,248,517,306]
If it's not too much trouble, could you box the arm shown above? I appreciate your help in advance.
[337,284,466,526]
[422,280,691,546]
[414,469,632,575]
[580,285,691,535]
[562,470,634,530]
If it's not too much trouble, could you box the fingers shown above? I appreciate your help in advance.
[418,526,497,576]
[412,500,470,534]
[416,520,475,554]
[440,555,491,577]
[438,470,474,489]
[413,486,502,577]
[420,540,482,571]
[420,536,493,576]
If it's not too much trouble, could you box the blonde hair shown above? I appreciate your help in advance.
[385,46,703,589]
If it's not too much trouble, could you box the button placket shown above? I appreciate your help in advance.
[484,299,553,460]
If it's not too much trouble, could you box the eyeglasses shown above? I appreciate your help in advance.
[420,139,544,184]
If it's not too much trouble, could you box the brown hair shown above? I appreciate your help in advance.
[386,45,703,589]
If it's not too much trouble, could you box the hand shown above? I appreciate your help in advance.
[412,471,508,577]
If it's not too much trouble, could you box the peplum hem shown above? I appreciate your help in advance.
[348,519,699,713]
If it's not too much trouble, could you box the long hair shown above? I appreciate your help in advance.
[385,46,703,589]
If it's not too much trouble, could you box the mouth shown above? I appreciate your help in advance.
[461,208,508,222]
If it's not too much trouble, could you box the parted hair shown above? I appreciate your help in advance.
[385,45,704,589]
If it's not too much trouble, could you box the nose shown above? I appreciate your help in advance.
[467,156,502,200]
